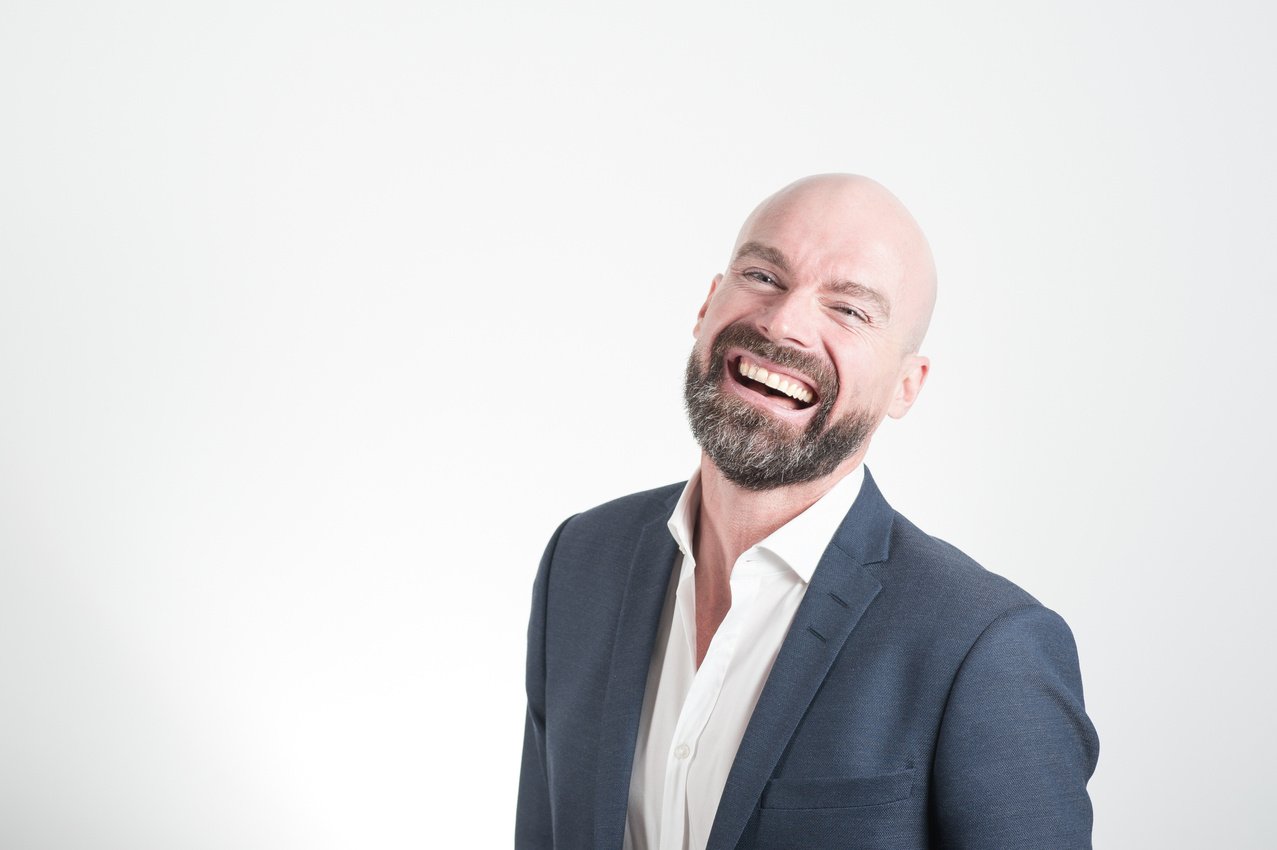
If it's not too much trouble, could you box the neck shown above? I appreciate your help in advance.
[693,449,866,581]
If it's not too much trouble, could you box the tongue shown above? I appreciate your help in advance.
[749,379,801,410]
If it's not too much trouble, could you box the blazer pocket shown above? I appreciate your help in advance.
[761,768,915,810]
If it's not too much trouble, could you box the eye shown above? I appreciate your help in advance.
[831,303,870,323]
[746,270,782,288]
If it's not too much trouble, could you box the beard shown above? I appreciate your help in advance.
[683,322,876,491]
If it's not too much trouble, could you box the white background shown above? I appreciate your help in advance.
[2,1,1274,847]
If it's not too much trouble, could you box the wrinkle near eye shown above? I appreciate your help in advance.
[741,268,781,288]
[824,301,872,325]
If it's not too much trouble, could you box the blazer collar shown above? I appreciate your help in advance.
[593,487,684,850]
[706,467,895,850]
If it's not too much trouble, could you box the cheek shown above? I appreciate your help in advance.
[694,307,723,341]
[702,291,759,328]
[831,361,897,414]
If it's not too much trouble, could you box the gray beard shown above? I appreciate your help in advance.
[683,323,876,491]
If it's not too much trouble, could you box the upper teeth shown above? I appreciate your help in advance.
[738,359,814,403]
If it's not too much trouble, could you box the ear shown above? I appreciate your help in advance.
[886,354,929,419]
[692,274,721,339]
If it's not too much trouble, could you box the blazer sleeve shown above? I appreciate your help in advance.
[515,516,573,849]
[931,603,1100,849]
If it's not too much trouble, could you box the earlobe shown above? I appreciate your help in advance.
[693,274,721,339]
[887,355,929,419]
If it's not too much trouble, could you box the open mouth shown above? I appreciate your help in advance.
[730,355,818,411]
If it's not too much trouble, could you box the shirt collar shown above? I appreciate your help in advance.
[666,471,701,566]
[666,464,866,584]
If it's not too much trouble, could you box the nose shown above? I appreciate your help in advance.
[757,290,817,349]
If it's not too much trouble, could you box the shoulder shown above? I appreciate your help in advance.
[860,510,1073,660]
[900,511,1100,843]
[531,483,684,647]
[884,511,1039,611]
[573,481,685,523]
[534,482,683,595]
[862,509,1097,745]
[554,481,684,549]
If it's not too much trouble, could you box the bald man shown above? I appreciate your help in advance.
[516,176,1099,850]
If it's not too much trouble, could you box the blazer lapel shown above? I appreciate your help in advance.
[707,469,896,850]
[593,499,682,850]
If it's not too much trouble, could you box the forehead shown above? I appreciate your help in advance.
[734,192,910,292]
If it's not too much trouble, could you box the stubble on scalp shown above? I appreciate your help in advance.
[683,322,876,491]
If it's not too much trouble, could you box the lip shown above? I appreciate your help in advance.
[726,347,819,396]
[721,347,820,421]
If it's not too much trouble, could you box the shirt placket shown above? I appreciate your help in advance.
[658,555,763,850]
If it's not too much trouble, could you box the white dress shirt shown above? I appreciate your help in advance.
[622,464,866,850]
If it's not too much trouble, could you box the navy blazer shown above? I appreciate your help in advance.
[517,469,1099,849]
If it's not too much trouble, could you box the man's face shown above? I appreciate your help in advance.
[684,321,877,490]
[684,178,930,491]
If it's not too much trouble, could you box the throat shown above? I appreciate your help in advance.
[693,558,733,669]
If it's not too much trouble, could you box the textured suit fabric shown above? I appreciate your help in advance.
[516,469,1099,850]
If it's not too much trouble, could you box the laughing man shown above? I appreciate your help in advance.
[516,174,1099,850]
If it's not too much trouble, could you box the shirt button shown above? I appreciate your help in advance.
[673,744,691,759]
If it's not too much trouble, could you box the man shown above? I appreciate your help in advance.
[516,175,1099,850]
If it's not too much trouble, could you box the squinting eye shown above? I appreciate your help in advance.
[748,271,780,286]
[835,304,869,323]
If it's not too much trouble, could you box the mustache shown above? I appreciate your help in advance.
[708,322,838,402]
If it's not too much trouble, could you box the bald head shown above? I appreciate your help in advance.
[733,174,937,353]
[686,174,937,487]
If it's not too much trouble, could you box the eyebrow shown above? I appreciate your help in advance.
[733,240,893,320]
[826,279,892,320]
[734,241,792,273]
